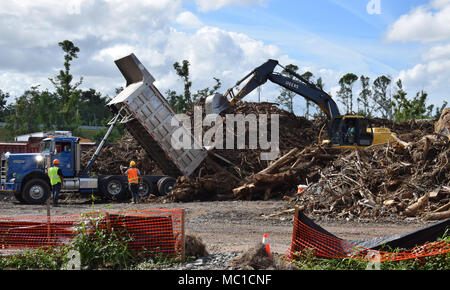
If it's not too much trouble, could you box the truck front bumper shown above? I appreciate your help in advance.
[0,182,18,193]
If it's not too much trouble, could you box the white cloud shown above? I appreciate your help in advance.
[0,71,49,103]
[176,11,203,29]
[195,0,264,12]
[431,0,450,9]
[159,26,285,95]
[398,45,450,95]
[0,0,385,116]
[0,0,288,104]
[422,43,450,61]
[385,0,450,104]
[1,0,406,118]
[0,0,182,47]
[385,1,450,43]
[92,45,135,62]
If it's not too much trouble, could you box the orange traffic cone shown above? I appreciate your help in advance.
[297,184,308,194]
[262,234,272,259]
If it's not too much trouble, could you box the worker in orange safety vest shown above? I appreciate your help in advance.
[121,160,141,204]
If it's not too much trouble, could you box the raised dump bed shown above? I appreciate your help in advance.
[108,54,207,178]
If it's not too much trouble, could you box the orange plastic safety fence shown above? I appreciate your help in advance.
[0,209,184,258]
[287,216,450,262]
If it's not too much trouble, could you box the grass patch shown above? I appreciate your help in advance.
[291,250,449,270]
[291,234,450,270]
[0,247,68,270]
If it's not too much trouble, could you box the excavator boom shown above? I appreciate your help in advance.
[204,59,396,148]
[205,59,340,120]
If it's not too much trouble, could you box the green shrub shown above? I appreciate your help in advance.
[0,247,67,270]
[70,214,135,269]
[291,235,450,270]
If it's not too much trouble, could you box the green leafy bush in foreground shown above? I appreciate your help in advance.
[0,229,448,270]
[0,214,183,270]
[0,247,68,270]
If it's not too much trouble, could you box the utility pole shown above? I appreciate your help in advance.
[257,86,261,102]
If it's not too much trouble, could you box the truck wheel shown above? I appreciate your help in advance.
[137,177,153,198]
[156,177,176,196]
[21,178,51,204]
[101,176,127,200]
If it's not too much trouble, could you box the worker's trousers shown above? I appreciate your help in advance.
[52,183,61,202]
[129,183,139,202]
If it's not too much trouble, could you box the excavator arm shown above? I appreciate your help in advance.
[206,59,341,120]
[205,59,395,148]
[269,68,340,119]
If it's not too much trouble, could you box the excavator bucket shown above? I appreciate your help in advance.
[205,93,231,115]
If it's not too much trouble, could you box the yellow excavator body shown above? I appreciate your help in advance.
[319,119,397,149]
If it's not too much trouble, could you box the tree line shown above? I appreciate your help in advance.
[0,41,221,142]
[276,65,447,121]
[0,40,122,142]
[166,61,447,122]
[1,42,447,143]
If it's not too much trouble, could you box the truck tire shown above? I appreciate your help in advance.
[100,176,127,201]
[137,177,153,198]
[156,177,176,196]
[21,178,51,204]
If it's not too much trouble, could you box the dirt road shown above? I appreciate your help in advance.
[0,194,431,255]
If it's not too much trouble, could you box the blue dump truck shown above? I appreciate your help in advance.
[0,54,207,204]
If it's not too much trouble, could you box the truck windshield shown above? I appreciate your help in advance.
[41,140,52,153]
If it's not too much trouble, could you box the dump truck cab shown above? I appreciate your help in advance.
[1,133,176,204]
[0,136,85,203]
[40,136,81,177]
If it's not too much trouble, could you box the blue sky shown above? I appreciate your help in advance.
[190,0,425,73]
[179,0,448,114]
[0,0,448,117]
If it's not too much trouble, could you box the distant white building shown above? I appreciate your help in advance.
[14,131,72,142]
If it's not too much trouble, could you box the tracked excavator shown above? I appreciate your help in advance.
[205,59,395,149]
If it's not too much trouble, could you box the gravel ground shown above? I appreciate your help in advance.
[0,193,432,269]
[134,253,242,270]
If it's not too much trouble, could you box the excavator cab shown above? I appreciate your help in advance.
[328,116,374,148]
